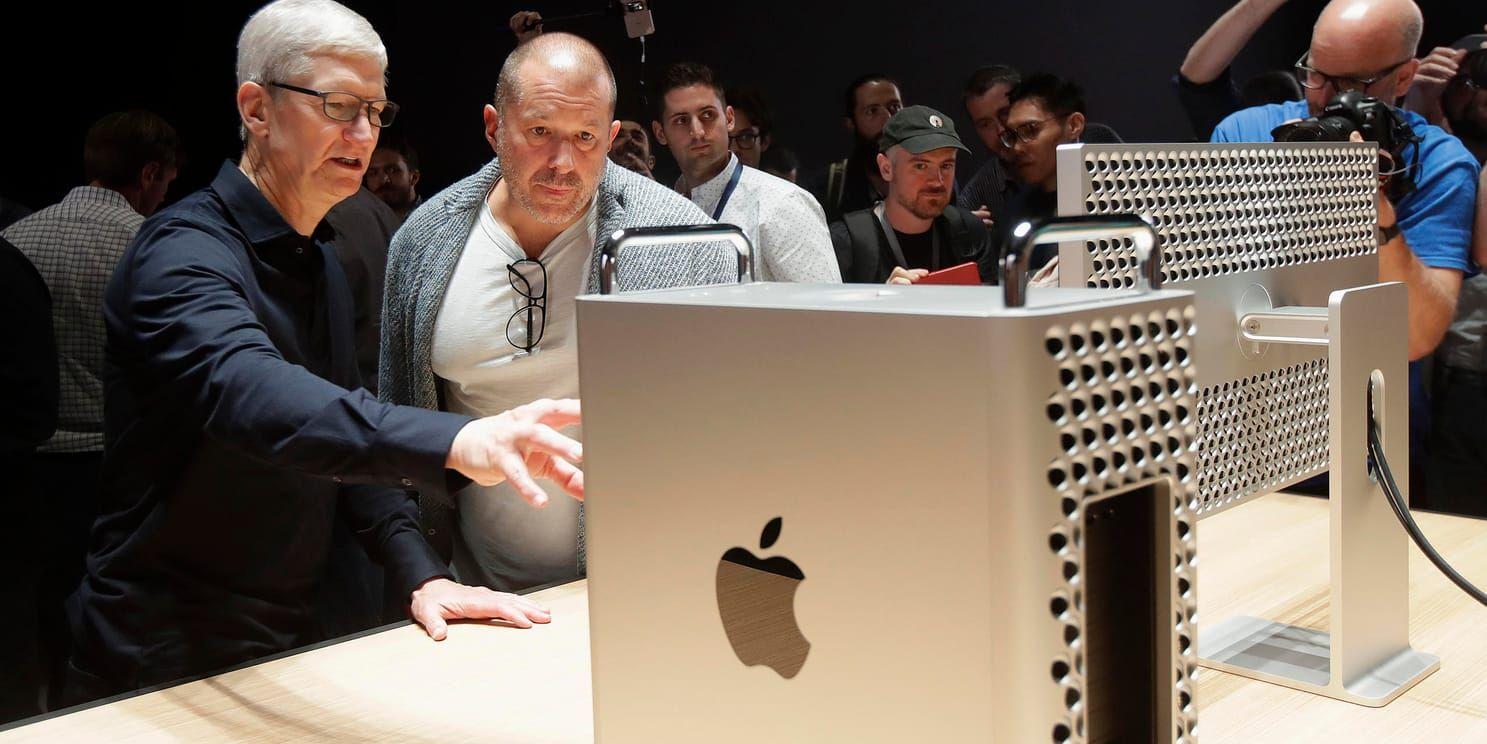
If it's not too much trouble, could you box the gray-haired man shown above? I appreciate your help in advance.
[381,33,731,592]
[66,0,585,705]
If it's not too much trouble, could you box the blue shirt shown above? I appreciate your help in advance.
[71,162,471,696]
[1212,99,1479,274]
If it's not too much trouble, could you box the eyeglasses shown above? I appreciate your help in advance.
[507,258,547,354]
[1293,53,1412,93]
[999,117,1056,149]
[729,128,761,150]
[270,82,400,128]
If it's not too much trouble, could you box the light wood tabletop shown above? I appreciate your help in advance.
[3,493,1485,742]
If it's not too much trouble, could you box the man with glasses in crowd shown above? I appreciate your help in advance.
[380,35,733,593]
[1208,0,1476,363]
[67,0,593,705]
[652,62,839,283]
[726,86,773,169]
[993,74,1088,274]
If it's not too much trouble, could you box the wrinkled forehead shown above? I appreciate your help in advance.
[510,57,614,118]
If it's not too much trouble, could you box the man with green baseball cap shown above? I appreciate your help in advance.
[829,105,998,284]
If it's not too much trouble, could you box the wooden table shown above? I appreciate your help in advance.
[4,494,1486,742]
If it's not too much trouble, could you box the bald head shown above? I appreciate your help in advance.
[1305,0,1422,113]
[1315,0,1422,62]
[495,32,617,119]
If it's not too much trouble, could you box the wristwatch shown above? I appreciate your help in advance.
[1378,222,1402,245]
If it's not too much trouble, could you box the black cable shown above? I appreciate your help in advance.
[1367,393,1487,606]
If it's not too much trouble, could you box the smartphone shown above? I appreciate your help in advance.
[622,1,654,38]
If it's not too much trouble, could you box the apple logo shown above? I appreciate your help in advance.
[716,517,810,679]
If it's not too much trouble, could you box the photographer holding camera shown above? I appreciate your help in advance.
[1211,0,1478,364]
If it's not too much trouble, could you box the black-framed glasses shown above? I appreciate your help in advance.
[1293,52,1412,93]
[270,82,400,128]
[729,128,761,149]
[999,117,1056,149]
[506,258,547,354]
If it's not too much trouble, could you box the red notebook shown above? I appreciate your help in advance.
[915,261,981,286]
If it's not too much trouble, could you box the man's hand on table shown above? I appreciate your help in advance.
[445,398,584,509]
[410,578,552,641]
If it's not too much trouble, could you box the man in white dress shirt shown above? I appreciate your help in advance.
[651,62,841,283]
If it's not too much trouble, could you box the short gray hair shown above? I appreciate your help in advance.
[236,0,387,138]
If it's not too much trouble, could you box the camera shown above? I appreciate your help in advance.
[1271,91,1420,201]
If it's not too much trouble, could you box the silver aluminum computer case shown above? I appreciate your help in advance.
[579,280,1199,743]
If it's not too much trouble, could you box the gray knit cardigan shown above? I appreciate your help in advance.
[379,157,730,571]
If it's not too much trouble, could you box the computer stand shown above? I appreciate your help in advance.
[1198,281,1440,706]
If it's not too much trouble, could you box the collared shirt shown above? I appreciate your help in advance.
[72,161,471,695]
[4,186,143,453]
[678,154,841,283]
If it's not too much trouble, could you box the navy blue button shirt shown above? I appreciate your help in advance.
[71,162,473,695]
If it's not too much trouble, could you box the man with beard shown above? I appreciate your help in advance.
[381,33,733,591]
[829,106,997,285]
[653,61,839,283]
[958,65,1021,228]
[608,119,656,179]
[364,137,421,224]
[816,74,904,222]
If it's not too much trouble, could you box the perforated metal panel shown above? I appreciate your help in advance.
[1057,142,1379,515]
[1042,305,1201,744]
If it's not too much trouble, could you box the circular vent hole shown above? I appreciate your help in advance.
[1051,595,1070,618]
[1046,337,1065,356]
[1051,659,1071,683]
[1049,531,1069,554]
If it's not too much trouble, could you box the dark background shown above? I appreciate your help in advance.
[3,1,1479,211]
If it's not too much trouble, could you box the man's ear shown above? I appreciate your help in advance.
[725,105,736,133]
[876,152,892,182]
[1066,112,1086,142]
[607,119,622,150]
[238,81,271,141]
[483,104,501,153]
[652,119,668,147]
[1392,58,1422,104]
[843,116,856,134]
[646,154,656,168]
[140,161,162,188]
[409,170,420,189]
[760,133,772,154]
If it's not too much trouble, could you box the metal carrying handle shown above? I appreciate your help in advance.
[598,224,755,295]
[1001,215,1161,307]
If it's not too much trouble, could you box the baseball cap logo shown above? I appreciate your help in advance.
[929,115,943,128]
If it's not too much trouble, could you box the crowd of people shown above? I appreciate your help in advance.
[3,0,1487,725]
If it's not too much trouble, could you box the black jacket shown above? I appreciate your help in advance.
[829,204,999,284]
[69,163,471,700]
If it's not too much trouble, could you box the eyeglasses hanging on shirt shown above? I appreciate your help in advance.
[507,258,547,354]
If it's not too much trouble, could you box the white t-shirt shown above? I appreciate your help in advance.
[431,194,597,591]
[678,154,841,283]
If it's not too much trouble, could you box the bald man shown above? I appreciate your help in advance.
[380,33,732,591]
[1210,0,1476,363]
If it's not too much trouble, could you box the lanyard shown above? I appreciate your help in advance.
[873,202,939,270]
[711,160,744,220]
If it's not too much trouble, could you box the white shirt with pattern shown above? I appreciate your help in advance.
[677,154,841,283]
[4,186,143,453]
